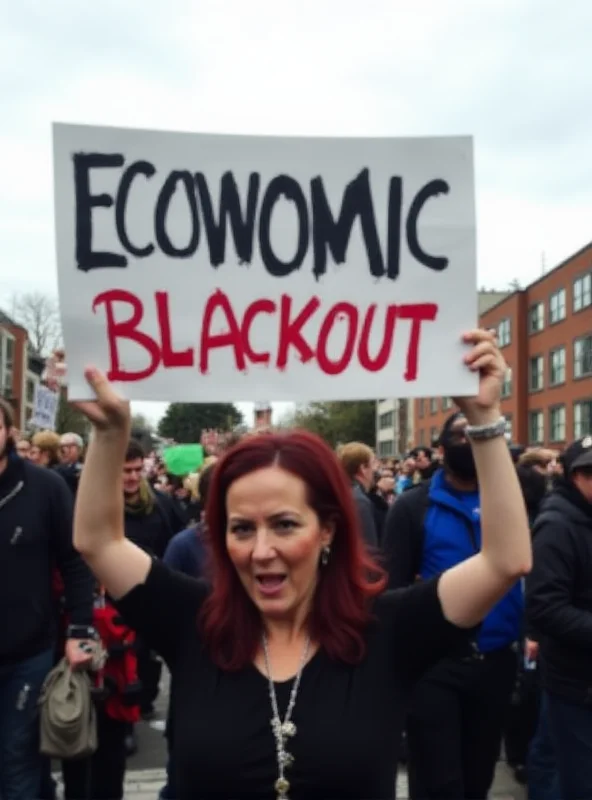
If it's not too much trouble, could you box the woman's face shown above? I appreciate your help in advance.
[29,445,41,464]
[225,466,333,624]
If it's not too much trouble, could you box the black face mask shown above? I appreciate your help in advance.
[443,442,477,481]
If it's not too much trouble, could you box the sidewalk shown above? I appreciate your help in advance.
[123,768,166,799]
[121,763,525,799]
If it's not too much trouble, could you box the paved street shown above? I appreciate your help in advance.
[119,668,526,798]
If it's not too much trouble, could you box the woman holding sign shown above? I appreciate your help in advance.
[71,329,530,800]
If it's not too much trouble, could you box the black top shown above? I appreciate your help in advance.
[0,456,94,664]
[526,481,592,703]
[116,559,469,800]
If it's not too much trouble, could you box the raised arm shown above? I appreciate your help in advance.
[72,368,151,599]
[437,330,532,628]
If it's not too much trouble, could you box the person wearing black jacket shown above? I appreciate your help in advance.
[0,399,95,800]
[526,435,592,800]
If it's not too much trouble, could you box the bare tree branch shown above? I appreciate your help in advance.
[10,291,62,355]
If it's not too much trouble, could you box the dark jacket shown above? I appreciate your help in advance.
[526,482,592,703]
[0,456,94,665]
[124,491,186,559]
[163,523,207,578]
[383,470,523,652]
[352,481,378,548]
[367,490,389,544]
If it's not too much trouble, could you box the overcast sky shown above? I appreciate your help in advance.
[1,0,591,425]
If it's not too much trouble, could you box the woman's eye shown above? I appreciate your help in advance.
[275,519,297,533]
[230,524,253,537]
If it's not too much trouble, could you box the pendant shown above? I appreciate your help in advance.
[275,776,290,795]
[281,721,296,737]
[281,751,294,767]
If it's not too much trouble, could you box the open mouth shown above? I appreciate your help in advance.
[255,574,287,592]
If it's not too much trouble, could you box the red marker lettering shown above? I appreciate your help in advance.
[92,289,161,381]
[316,302,359,376]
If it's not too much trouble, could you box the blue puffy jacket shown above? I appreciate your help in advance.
[419,469,523,653]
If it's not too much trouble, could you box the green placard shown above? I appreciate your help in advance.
[162,444,204,475]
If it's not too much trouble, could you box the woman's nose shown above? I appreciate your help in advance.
[251,529,275,561]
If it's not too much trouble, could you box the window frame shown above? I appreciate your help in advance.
[549,287,566,324]
[528,409,545,445]
[573,271,592,313]
[574,334,592,379]
[549,345,566,387]
[528,301,544,334]
[573,398,592,438]
[529,354,544,392]
[549,404,566,444]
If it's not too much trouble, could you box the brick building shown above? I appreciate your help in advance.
[0,310,44,431]
[413,242,592,449]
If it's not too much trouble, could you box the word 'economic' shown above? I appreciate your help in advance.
[74,154,451,279]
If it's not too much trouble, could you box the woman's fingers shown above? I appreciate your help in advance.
[462,328,496,346]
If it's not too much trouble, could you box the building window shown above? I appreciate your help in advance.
[497,318,511,347]
[528,302,544,333]
[430,426,439,444]
[529,355,544,392]
[573,273,592,313]
[26,376,36,404]
[0,333,15,397]
[505,415,513,441]
[574,399,592,438]
[529,411,544,444]
[379,411,394,429]
[378,439,394,457]
[549,346,566,386]
[574,335,592,379]
[501,366,512,398]
[417,429,425,446]
[549,405,566,443]
[549,288,566,324]
[442,397,452,411]
[429,398,439,414]
[418,399,425,418]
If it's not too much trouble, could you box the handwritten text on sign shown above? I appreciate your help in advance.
[53,125,477,402]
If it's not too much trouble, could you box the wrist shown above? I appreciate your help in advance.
[464,407,502,426]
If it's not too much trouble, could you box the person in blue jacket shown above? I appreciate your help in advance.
[383,411,523,800]
[159,464,213,800]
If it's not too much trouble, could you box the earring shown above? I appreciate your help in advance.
[321,545,331,566]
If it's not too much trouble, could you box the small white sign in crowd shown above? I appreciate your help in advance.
[30,384,59,430]
[52,124,478,403]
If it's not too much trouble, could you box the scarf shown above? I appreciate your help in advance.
[124,478,155,517]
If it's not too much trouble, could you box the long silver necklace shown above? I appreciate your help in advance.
[262,632,311,800]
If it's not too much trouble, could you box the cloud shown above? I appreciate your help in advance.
[1,0,590,420]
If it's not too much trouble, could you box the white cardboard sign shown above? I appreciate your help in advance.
[30,384,59,430]
[52,124,478,402]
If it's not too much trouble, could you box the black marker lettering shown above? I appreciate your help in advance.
[73,153,126,271]
[154,171,199,258]
[406,179,450,272]
[115,160,156,258]
[310,168,384,280]
[195,171,260,267]
[258,176,309,277]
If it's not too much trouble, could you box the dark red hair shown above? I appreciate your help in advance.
[199,429,386,670]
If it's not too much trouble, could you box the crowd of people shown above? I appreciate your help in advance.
[0,328,590,799]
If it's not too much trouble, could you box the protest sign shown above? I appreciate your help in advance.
[52,123,478,402]
[30,384,59,430]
